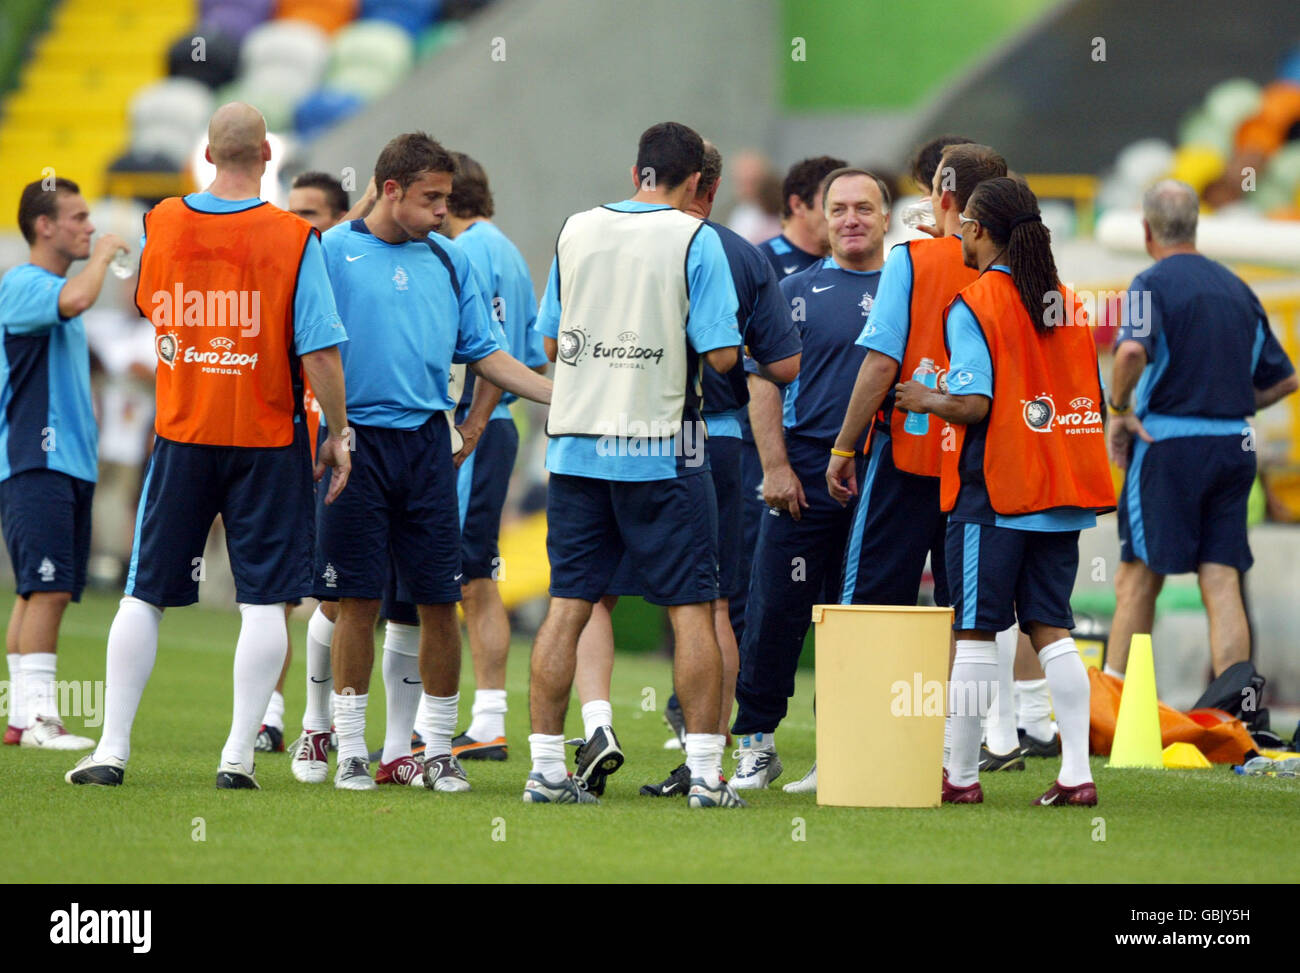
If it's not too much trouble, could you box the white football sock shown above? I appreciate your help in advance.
[302,605,334,732]
[6,653,25,729]
[1102,663,1124,679]
[1039,638,1092,787]
[94,596,162,763]
[943,714,952,770]
[580,699,613,742]
[261,690,285,731]
[466,688,507,741]
[1016,677,1053,740]
[416,693,458,758]
[947,639,997,787]
[220,603,287,772]
[529,732,567,784]
[985,627,1020,754]
[381,622,421,763]
[739,730,774,751]
[333,691,369,763]
[21,652,56,721]
[685,732,725,783]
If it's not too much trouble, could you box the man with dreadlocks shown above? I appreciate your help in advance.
[894,176,1115,808]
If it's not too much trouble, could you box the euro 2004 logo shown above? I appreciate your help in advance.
[557,327,587,365]
[1021,394,1102,434]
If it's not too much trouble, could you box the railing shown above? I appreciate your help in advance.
[1023,173,1100,235]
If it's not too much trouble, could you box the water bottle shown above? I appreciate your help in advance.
[903,357,937,435]
[901,198,935,229]
[1234,755,1300,776]
[109,247,134,280]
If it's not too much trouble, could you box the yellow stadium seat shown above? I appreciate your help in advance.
[0,0,196,210]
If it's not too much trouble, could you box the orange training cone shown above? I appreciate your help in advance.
[1108,634,1164,768]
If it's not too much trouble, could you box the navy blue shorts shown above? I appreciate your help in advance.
[839,430,949,607]
[457,415,518,581]
[126,424,314,607]
[0,469,93,600]
[733,434,764,640]
[547,471,719,606]
[1119,435,1254,575]
[946,521,1079,633]
[604,434,741,600]
[381,415,517,624]
[315,415,462,604]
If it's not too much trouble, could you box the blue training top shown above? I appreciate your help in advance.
[700,218,801,439]
[452,220,547,421]
[0,264,97,483]
[320,219,500,429]
[1117,252,1293,440]
[773,255,879,447]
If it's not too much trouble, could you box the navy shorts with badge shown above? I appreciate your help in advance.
[946,521,1079,633]
[839,429,949,607]
[604,434,741,600]
[1119,434,1254,575]
[315,414,462,605]
[126,422,314,607]
[0,469,94,600]
[547,471,719,607]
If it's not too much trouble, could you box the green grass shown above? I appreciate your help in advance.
[2,591,1297,883]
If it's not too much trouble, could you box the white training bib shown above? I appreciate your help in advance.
[547,205,701,439]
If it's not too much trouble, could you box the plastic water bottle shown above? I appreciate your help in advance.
[903,357,937,435]
[109,248,133,280]
[901,198,935,229]
[1234,756,1300,776]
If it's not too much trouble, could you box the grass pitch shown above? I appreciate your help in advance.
[2,591,1296,884]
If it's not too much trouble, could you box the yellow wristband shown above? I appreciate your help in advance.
[830,447,855,458]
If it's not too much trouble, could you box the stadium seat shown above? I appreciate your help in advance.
[168,29,240,88]
[327,20,414,86]
[129,78,214,142]
[360,0,440,36]
[200,0,275,42]
[1178,110,1234,156]
[240,18,331,81]
[1255,142,1300,213]
[216,77,297,131]
[106,149,196,205]
[276,0,359,35]
[324,62,402,100]
[1205,79,1262,131]
[131,123,203,168]
[240,61,319,114]
[1170,143,1227,193]
[1113,138,1174,191]
[293,88,364,139]
[416,21,467,59]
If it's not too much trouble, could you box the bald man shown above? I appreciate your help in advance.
[67,103,353,789]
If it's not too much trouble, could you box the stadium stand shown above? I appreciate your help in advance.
[0,0,194,224]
